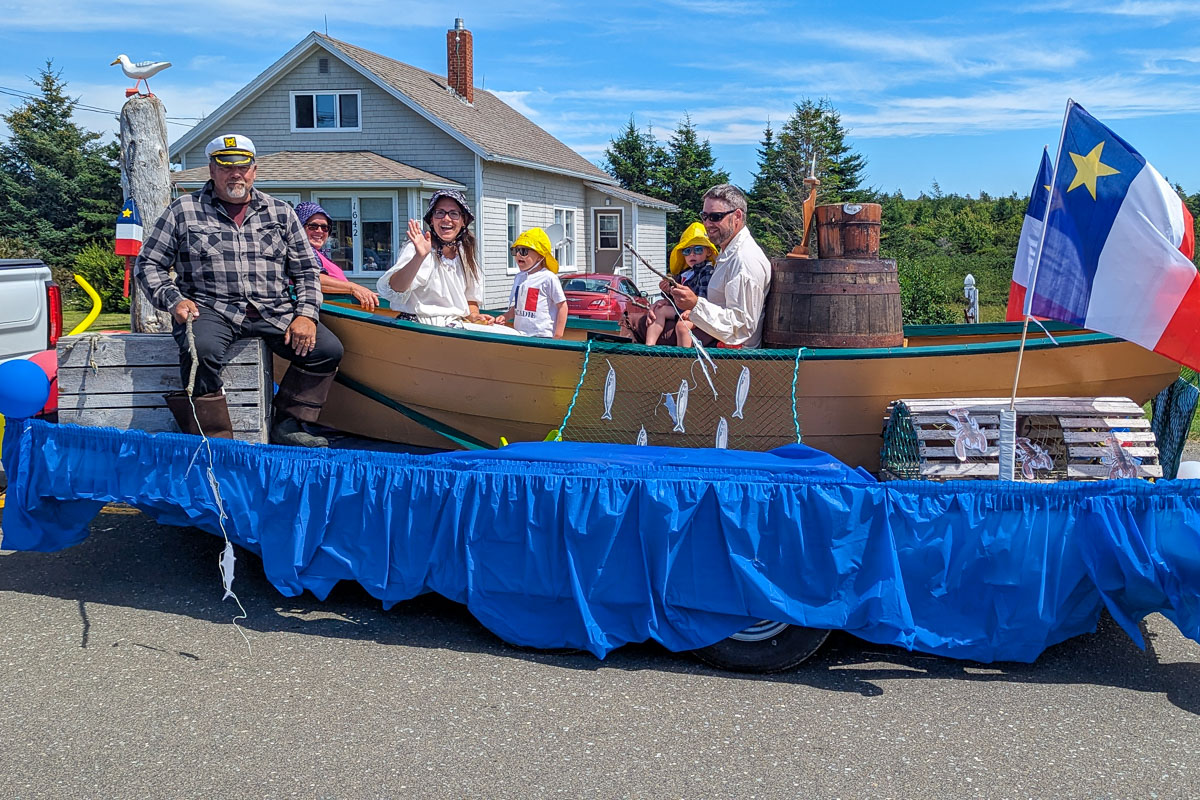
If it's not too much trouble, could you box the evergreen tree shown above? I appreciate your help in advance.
[602,116,666,199]
[748,121,786,256]
[749,98,870,257]
[0,61,122,274]
[655,114,729,243]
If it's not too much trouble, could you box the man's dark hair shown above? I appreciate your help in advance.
[703,183,748,215]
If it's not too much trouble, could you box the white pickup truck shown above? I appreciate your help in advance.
[0,258,62,362]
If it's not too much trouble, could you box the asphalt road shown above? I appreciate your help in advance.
[1,504,1198,799]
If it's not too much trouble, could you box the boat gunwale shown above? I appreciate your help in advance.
[321,303,1136,361]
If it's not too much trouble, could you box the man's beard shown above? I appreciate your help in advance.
[224,182,249,200]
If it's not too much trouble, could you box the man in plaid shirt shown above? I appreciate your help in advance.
[135,134,343,447]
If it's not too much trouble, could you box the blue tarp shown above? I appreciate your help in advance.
[3,418,1200,662]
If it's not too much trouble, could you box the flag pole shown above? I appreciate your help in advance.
[1009,99,1074,411]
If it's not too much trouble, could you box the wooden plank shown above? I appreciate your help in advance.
[57,390,263,409]
[58,364,263,395]
[919,446,997,458]
[1059,417,1150,429]
[921,463,1000,477]
[1067,465,1163,479]
[897,397,1144,414]
[58,333,264,368]
[911,413,1001,425]
[1067,446,1159,458]
[58,407,264,440]
[1062,431,1157,443]
[916,429,1000,442]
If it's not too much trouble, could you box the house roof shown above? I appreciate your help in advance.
[171,151,465,188]
[584,182,680,212]
[170,32,615,184]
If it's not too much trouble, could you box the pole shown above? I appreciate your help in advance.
[118,94,173,333]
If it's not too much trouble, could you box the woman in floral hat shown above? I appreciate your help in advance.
[376,189,492,327]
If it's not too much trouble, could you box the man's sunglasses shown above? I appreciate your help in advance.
[305,222,330,232]
[680,245,709,256]
[699,209,738,223]
[511,246,532,257]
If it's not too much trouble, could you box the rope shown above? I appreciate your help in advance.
[557,339,593,439]
[790,347,803,444]
[182,316,252,655]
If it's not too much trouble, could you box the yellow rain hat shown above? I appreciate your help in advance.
[512,227,559,273]
[669,222,718,275]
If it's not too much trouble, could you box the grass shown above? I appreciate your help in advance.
[62,310,131,333]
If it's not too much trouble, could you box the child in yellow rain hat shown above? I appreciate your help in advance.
[642,222,718,347]
[497,228,568,338]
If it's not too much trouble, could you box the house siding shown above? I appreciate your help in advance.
[635,208,668,294]
[181,48,477,195]
[480,162,586,309]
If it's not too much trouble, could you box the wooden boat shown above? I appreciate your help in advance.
[309,303,1180,473]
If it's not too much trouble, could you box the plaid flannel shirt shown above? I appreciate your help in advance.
[134,182,321,331]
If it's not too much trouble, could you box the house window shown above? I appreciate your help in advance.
[554,208,576,271]
[291,90,361,131]
[506,201,521,271]
[314,193,397,274]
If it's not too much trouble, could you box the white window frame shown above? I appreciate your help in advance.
[312,190,399,276]
[506,200,522,275]
[290,90,363,132]
[273,192,301,208]
[553,207,577,273]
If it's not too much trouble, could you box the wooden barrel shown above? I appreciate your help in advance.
[764,256,904,348]
[815,203,881,258]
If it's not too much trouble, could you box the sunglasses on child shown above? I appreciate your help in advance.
[699,209,738,223]
[304,222,330,232]
[680,245,709,256]
[511,246,533,257]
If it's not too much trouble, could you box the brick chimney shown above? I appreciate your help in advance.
[446,18,474,103]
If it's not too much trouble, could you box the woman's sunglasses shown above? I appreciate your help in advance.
[305,222,330,232]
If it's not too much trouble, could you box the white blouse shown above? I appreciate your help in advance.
[375,242,482,326]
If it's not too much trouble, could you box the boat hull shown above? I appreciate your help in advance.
[312,307,1180,472]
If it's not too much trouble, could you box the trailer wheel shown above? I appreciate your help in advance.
[692,621,830,673]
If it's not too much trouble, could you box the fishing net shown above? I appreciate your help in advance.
[556,339,802,451]
[1151,375,1199,480]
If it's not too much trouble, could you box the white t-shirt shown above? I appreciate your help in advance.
[508,267,566,337]
[375,242,481,326]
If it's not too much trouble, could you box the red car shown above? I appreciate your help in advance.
[562,273,652,325]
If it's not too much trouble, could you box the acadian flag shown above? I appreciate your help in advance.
[1005,147,1053,320]
[114,197,143,257]
[1025,101,1198,368]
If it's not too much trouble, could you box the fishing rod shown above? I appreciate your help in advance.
[622,241,678,287]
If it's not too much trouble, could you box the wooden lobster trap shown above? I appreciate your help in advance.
[880,397,1162,482]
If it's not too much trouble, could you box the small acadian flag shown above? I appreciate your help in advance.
[115,197,143,257]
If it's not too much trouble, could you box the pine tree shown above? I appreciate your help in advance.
[748,98,870,257]
[748,122,786,256]
[602,116,667,199]
[656,114,729,243]
[0,61,121,274]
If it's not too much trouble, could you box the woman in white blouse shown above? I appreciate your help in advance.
[376,190,493,326]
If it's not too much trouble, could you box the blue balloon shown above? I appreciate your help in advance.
[0,358,52,418]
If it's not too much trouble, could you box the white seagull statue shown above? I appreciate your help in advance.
[110,54,172,96]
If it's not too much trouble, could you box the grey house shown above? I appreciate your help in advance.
[169,21,676,307]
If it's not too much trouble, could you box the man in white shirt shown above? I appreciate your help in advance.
[664,184,772,348]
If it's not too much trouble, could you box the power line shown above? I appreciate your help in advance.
[0,85,204,127]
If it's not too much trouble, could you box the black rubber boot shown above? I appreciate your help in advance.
[270,416,329,448]
[164,391,234,439]
[274,367,336,423]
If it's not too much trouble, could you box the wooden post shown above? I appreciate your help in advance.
[118,94,173,333]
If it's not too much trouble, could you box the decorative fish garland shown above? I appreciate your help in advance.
[601,359,616,421]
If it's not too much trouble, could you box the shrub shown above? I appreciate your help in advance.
[72,241,130,313]
[898,259,958,325]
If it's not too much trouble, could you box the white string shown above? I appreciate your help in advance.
[183,317,252,656]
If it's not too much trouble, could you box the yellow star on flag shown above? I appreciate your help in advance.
[122,208,132,217]
[1066,142,1119,200]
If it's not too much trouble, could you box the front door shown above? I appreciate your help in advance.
[593,209,623,274]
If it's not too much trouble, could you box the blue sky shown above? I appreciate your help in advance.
[4,0,1199,198]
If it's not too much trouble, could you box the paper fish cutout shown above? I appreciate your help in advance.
[601,360,616,421]
[715,417,728,449]
[733,366,750,419]
[673,379,689,433]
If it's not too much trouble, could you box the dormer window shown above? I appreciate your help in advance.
[290,90,361,132]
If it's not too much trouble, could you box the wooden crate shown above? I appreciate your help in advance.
[880,396,1161,482]
[57,333,273,443]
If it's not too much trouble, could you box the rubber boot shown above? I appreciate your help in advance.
[164,391,234,439]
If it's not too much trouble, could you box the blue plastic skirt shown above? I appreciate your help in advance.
[3,418,1200,662]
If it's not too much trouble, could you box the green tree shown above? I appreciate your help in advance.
[748,122,787,256]
[602,116,667,200]
[749,98,870,257]
[655,114,729,243]
[0,61,121,278]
